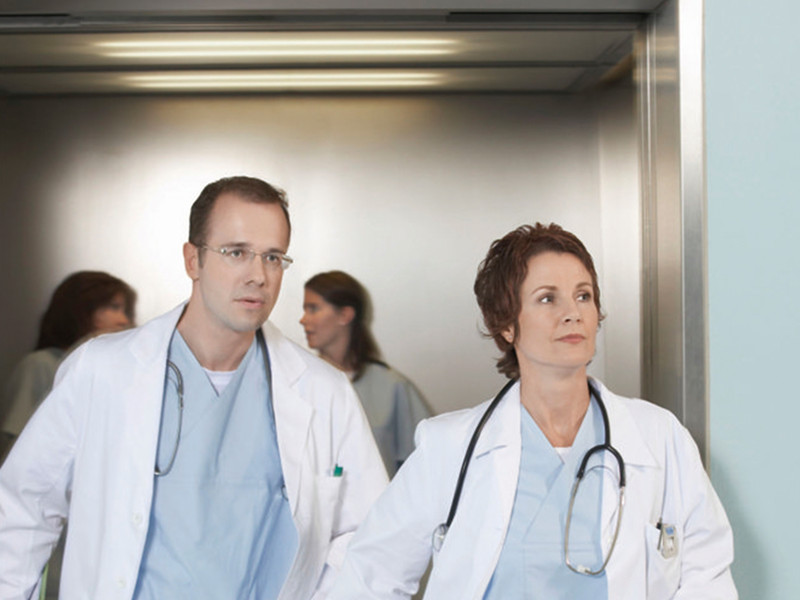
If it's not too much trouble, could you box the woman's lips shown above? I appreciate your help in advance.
[557,334,585,343]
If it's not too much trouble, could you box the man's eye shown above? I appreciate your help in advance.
[227,249,245,259]
[265,253,281,263]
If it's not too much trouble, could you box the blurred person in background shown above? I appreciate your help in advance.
[2,270,136,459]
[1,270,135,600]
[302,270,431,477]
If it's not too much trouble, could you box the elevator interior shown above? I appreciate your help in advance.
[0,1,703,456]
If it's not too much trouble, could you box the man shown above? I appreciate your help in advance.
[0,176,388,599]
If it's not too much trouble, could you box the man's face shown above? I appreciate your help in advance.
[184,192,290,337]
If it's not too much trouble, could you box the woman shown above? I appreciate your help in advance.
[301,270,431,476]
[2,270,136,452]
[329,224,736,599]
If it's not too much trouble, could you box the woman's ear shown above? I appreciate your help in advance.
[338,305,356,327]
[502,325,515,345]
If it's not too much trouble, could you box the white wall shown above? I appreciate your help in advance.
[0,90,639,416]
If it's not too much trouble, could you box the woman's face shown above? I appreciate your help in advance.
[300,289,352,354]
[505,251,599,377]
[91,293,131,335]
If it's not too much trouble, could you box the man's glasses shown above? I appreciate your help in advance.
[200,244,293,271]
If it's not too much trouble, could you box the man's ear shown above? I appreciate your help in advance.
[183,242,200,281]
[338,305,356,327]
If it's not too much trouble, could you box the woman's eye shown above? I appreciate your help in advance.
[578,291,592,302]
[539,295,554,304]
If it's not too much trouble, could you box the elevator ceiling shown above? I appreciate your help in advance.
[0,9,644,95]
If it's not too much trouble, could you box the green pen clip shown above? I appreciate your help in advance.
[333,464,343,477]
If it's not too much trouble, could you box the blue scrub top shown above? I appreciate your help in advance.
[483,398,610,600]
[133,331,298,599]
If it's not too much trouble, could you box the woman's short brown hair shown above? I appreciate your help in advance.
[473,223,603,379]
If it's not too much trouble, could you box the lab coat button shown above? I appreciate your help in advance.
[116,577,126,588]
[132,512,143,526]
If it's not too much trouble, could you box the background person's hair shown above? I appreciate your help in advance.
[188,176,291,249]
[304,270,382,380]
[35,271,137,350]
[473,222,603,379]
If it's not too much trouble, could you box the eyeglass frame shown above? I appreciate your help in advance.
[198,243,293,271]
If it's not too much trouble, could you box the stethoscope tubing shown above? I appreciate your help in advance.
[443,377,517,530]
[434,377,626,567]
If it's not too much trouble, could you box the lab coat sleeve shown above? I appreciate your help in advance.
[671,424,737,599]
[0,344,89,598]
[328,417,447,600]
[314,380,389,598]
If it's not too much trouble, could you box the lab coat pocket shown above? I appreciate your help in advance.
[645,523,681,600]
[315,474,344,537]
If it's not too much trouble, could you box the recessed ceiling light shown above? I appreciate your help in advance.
[96,38,457,59]
[98,39,455,48]
[122,71,444,89]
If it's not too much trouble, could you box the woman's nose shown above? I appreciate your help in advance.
[562,302,582,322]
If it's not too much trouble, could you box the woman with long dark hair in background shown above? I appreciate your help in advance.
[301,270,431,477]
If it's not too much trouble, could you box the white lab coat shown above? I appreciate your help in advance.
[329,379,737,600]
[0,304,388,600]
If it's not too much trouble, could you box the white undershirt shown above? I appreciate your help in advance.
[554,446,571,461]
[202,367,236,395]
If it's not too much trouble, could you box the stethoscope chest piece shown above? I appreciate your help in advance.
[432,523,448,552]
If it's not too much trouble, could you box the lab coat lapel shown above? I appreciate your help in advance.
[470,382,522,565]
[263,321,313,515]
[122,305,185,511]
[591,380,658,545]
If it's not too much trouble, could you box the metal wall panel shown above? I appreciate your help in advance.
[0,89,640,417]
[639,0,708,460]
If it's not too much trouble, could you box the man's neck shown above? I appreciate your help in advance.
[176,305,257,372]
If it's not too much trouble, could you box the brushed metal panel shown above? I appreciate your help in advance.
[638,0,707,461]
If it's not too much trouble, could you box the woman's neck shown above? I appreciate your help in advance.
[519,368,590,447]
[319,334,352,372]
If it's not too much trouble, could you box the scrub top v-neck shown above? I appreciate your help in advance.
[133,331,298,600]
[483,399,609,600]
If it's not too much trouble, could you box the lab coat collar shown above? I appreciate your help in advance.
[469,378,658,470]
[589,378,658,469]
[472,379,521,460]
[129,303,185,367]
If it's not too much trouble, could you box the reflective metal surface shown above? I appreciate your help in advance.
[638,0,707,461]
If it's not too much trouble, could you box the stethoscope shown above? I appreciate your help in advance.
[154,330,272,477]
[431,378,626,576]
